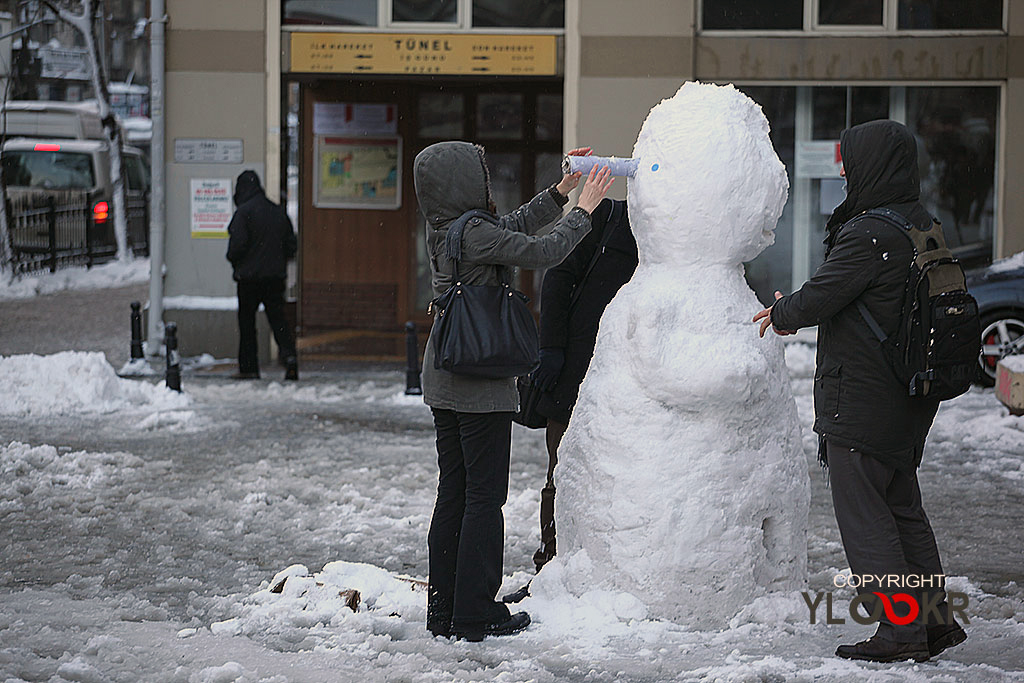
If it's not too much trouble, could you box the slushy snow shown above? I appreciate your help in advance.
[0,349,1022,681]
[540,82,810,627]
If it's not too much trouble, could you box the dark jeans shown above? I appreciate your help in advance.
[827,441,947,643]
[427,409,513,635]
[236,278,296,374]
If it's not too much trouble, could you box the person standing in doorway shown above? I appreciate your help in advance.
[226,170,299,381]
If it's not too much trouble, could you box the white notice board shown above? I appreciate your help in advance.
[190,179,233,238]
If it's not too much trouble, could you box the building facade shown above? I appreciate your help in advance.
[160,0,1022,359]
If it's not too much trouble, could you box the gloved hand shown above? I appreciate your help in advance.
[533,347,565,391]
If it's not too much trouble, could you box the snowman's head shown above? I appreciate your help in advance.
[628,82,788,266]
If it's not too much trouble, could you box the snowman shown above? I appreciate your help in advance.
[538,82,810,628]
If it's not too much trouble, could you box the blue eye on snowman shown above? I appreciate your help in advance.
[651,163,659,172]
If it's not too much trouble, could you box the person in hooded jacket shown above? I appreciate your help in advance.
[754,120,967,663]
[226,170,299,381]
[413,142,614,641]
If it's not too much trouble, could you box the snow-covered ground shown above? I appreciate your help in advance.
[0,259,150,302]
[1,265,1022,682]
[1,344,1022,683]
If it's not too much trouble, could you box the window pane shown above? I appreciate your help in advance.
[283,0,376,26]
[476,93,523,140]
[908,87,998,267]
[473,0,564,28]
[819,0,882,25]
[418,92,463,138]
[736,86,797,305]
[850,87,889,127]
[485,153,522,215]
[535,153,562,193]
[536,93,563,141]
[812,87,846,140]
[393,0,456,23]
[702,0,803,30]
[899,0,1002,30]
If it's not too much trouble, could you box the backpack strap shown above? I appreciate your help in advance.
[848,208,918,344]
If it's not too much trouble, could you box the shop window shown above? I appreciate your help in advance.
[741,84,998,305]
[818,0,882,25]
[702,0,804,30]
[898,0,1002,30]
[536,94,563,141]
[283,0,376,26]
[908,87,997,266]
[418,92,463,138]
[535,152,562,193]
[813,86,888,139]
[476,93,523,140]
[472,0,564,28]
[484,153,523,214]
[393,0,456,23]
[703,0,1003,31]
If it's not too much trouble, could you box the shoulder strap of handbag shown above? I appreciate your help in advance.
[443,209,508,284]
[568,200,624,313]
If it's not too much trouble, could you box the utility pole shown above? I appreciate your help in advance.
[146,0,165,355]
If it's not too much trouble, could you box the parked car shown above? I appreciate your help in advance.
[966,255,1024,386]
[2,137,151,255]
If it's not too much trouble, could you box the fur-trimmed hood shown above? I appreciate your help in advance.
[413,141,494,229]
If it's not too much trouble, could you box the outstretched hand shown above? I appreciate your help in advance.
[753,291,796,338]
[555,147,592,196]
[576,164,615,215]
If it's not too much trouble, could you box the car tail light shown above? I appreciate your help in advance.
[93,201,109,224]
[33,143,61,151]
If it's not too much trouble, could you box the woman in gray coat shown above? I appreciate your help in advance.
[413,142,613,641]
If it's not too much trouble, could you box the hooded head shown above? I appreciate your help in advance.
[413,142,494,227]
[826,119,920,231]
[233,170,264,207]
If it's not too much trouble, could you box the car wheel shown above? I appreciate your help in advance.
[978,312,1024,387]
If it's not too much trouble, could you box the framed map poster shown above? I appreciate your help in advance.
[314,136,401,209]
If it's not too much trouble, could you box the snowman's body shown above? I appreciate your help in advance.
[548,82,810,627]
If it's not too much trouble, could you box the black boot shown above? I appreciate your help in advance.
[453,611,530,642]
[501,582,531,604]
[835,635,930,663]
[284,356,298,381]
[927,622,967,657]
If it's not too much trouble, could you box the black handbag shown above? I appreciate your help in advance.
[514,200,625,428]
[430,210,540,379]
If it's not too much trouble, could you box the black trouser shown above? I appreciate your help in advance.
[236,278,296,374]
[427,409,513,635]
[827,441,947,643]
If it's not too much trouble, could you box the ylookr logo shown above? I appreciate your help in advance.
[802,574,970,626]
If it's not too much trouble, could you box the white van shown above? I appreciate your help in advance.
[1,100,107,140]
[2,137,151,254]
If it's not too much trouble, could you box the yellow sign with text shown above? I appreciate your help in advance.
[291,33,558,76]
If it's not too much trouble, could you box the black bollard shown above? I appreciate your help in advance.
[404,321,422,395]
[130,302,144,359]
[165,322,181,392]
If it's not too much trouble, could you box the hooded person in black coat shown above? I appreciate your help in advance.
[226,170,299,380]
[528,197,637,572]
[754,120,966,663]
